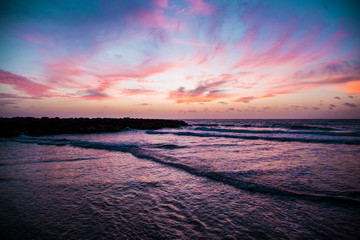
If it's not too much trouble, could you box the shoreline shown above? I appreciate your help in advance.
[0,117,189,137]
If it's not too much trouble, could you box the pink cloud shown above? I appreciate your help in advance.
[16,27,55,46]
[131,9,177,31]
[121,89,156,96]
[185,0,215,15]
[0,69,54,98]
[102,60,179,82]
[233,18,349,71]
[234,96,257,103]
[44,53,96,88]
[45,53,178,90]
[80,82,111,100]
[101,71,147,82]
[189,42,226,66]
[275,59,359,95]
[234,55,360,102]
[47,61,86,86]
[294,59,360,80]
[42,9,179,87]
[236,24,259,53]
[168,80,231,103]
[191,50,210,65]
[291,75,359,89]
[185,30,227,66]
[22,33,54,46]
[173,73,242,102]
[45,57,181,100]
[152,0,168,8]
[287,30,348,68]
[234,89,294,103]
[254,73,360,102]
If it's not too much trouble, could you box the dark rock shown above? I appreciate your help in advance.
[0,117,189,137]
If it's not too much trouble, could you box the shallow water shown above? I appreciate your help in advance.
[1,119,360,239]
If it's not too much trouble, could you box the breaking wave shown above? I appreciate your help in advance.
[194,127,360,137]
[146,130,360,145]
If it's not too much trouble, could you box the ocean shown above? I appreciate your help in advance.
[1,119,359,239]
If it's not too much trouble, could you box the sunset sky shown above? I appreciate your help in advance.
[0,0,359,119]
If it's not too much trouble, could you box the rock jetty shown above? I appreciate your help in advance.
[0,117,189,137]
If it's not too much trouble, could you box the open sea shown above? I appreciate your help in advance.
[1,119,360,239]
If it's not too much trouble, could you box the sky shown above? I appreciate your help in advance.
[0,0,359,119]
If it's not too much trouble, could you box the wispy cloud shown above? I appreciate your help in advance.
[168,80,230,103]
[122,89,156,96]
[0,93,36,99]
[218,101,228,105]
[80,81,111,100]
[234,96,256,103]
[152,0,169,9]
[0,69,54,98]
[185,0,215,15]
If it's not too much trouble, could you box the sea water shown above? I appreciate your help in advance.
[0,119,359,239]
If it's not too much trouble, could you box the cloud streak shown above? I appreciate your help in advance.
[168,80,230,103]
[0,69,54,98]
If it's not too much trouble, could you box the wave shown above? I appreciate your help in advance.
[0,157,100,166]
[192,124,219,127]
[220,124,337,131]
[194,127,360,137]
[288,125,335,131]
[146,144,187,149]
[8,137,360,206]
[146,130,360,145]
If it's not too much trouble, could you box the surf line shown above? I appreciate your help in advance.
[9,137,360,207]
[146,130,360,145]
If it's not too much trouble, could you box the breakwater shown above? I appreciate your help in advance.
[0,117,188,137]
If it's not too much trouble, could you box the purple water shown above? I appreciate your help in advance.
[1,119,359,239]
